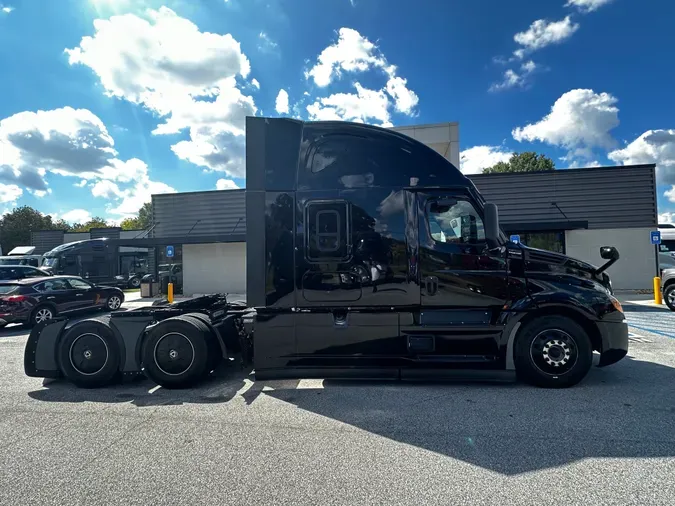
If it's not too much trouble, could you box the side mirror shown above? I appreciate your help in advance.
[484,202,500,249]
[600,246,619,261]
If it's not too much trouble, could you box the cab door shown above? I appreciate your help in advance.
[411,191,509,362]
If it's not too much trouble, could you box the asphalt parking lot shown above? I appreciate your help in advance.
[1,304,674,505]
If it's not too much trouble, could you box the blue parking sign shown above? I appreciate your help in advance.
[166,245,174,258]
[651,231,661,245]
[510,234,520,244]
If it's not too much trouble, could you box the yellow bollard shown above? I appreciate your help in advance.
[168,282,174,304]
[654,276,662,305]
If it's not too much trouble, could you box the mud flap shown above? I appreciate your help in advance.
[24,319,68,378]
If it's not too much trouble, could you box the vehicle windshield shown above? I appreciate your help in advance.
[659,240,675,253]
[42,257,58,268]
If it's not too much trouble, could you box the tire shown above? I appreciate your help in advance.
[129,277,141,289]
[664,284,675,312]
[29,304,56,328]
[514,316,593,388]
[57,321,120,388]
[106,293,124,311]
[180,313,223,373]
[142,317,209,388]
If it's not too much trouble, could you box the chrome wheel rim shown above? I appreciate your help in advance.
[35,308,53,323]
[530,329,578,375]
[667,290,675,305]
[69,333,109,376]
[108,296,121,310]
[154,332,195,376]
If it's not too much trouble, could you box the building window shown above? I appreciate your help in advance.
[427,198,485,244]
[305,201,350,262]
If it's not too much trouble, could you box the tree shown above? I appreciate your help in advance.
[137,202,152,230]
[483,152,555,174]
[0,206,60,253]
[70,217,110,233]
[120,216,142,230]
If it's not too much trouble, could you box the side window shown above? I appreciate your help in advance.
[305,201,350,262]
[427,198,485,245]
[24,268,43,278]
[68,278,92,290]
[34,279,70,292]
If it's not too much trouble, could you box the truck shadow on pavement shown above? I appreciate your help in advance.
[27,367,272,408]
[265,357,675,475]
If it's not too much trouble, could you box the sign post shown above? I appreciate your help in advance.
[166,245,174,258]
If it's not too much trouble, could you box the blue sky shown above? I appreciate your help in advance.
[0,0,674,224]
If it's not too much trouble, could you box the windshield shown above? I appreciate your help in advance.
[659,240,675,253]
[42,257,58,268]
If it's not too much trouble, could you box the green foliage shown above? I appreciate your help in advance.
[69,217,110,233]
[120,216,142,230]
[483,152,555,174]
[0,206,60,253]
[137,202,152,230]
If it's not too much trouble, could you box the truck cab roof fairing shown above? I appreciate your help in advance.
[245,117,468,192]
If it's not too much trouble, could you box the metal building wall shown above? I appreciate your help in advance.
[151,189,246,238]
[30,230,65,255]
[468,164,657,230]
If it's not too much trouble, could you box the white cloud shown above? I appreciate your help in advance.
[258,31,278,52]
[513,16,579,58]
[91,179,123,199]
[512,89,619,156]
[108,176,176,218]
[305,27,388,87]
[459,146,512,174]
[75,180,87,187]
[66,7,256,177]
[62,209,92,224]
[29,188,51,198]
[216,178,239,190]
[1,5,13,14]
[0,183,22,203]
[490,60,539,92]
[251,78,260,89]
[0,106,118,190]
[660,212,675,224]
[307,82,391,126]
[385,76,418,114]
[608,130,675,185]
[565,0,614,13]
[275,89,290,114]
[304,28,418,120]
[665,187,675,204]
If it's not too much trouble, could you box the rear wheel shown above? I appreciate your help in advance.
[142,318,209,388]
[664,284,675,311]
[129,277,141,289]
[106,294,124,311]
[57,321,120,388]
[514,316,593,388]
[29,305,55,327]
[179,313,223,373]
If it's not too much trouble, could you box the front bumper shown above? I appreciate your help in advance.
[0,313,28,326]
[596,320,629,367]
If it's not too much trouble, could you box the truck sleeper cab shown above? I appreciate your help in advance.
[24,117,628,389]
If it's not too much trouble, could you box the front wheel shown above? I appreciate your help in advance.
[664,284,675,311]
[129,277,141,289]
[514,316,593,388]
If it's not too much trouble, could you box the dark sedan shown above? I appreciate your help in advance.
[0,276,125,327]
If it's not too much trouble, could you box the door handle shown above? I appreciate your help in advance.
[424,276,438,296]
[76,294,84,297]
[47,296,55,300]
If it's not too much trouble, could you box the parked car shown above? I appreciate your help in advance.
[0,276,125,327]
[0,266,52,281]
[663,268,675,311]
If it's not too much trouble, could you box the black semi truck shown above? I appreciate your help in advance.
[24,117,628,389]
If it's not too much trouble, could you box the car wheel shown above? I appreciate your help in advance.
[179,313,222,374]
[142,317,209,388]
[129,277,141,289]
[664,284,675,312]
[106,294,124,311]
[514,316,593,388]
[30,305,55,327]
[57,321,120,388]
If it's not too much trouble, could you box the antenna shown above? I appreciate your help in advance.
[187,219,201,236]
